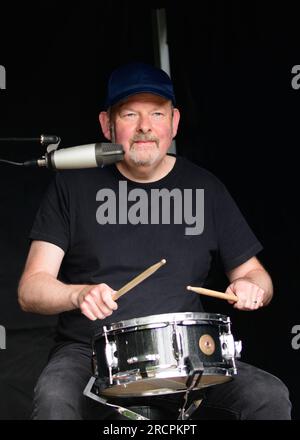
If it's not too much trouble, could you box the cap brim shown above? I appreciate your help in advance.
[106,86,175,109]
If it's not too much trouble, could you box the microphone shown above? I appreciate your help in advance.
[25,142,124,170]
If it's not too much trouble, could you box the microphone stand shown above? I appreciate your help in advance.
[0,135,61,168]
[0,135,60,145]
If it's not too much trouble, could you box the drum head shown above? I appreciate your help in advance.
[101,373,232,397]
[99,368,233,397]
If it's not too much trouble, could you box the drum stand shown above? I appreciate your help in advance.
[177,355,204,420]
[84,355,204,421]
[84,376,149,420]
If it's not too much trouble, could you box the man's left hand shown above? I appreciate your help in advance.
[225,278,265,310]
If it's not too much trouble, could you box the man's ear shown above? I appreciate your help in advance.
[172,108,180,138]
[99,111,111,140]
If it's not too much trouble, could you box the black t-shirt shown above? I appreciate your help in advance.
[29,156,262,343]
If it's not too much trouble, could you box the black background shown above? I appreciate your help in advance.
[0,1,299,420]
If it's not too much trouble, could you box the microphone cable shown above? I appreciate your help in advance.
[0,158,25,166]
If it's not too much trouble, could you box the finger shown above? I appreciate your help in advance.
[225,286,237,305]
[234,297,263,311]
[94,284,118,310]
[233,292,253,309]
[256,289,265,308]
[83,294,106,319]
[102,290,118,310]
[230,284,253,309]
[233,300,246,310]
[252,299,264,309]
[80,301,98,321]
[225,285,235,295]
[245,288,264,310]
[245,297,256,310]
[89,289,114,316]
[253,298,264,309]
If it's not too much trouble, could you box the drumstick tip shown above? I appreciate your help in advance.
[186,285,191,290]
[161,258,166,264]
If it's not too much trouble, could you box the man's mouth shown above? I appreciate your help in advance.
[131,140,157,149]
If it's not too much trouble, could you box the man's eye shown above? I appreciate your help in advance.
[123,112,136,118]
[152,112,164,117]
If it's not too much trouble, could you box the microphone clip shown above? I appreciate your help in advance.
[37,137,61,168]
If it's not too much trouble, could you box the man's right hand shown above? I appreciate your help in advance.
[76,283,118,321]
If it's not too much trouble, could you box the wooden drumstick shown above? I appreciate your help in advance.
[112,259,167,301]
[187,285,238,302]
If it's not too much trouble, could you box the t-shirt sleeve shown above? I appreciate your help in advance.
[29,172,70,252]
[214,180,263,272]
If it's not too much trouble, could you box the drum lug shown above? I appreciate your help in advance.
[172,323,183,364]
[234,340,242,358]
[105,341,118,368]
[220,333,242,360]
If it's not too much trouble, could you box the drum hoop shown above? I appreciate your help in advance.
[99,366,236,397]
[95,312,230,337]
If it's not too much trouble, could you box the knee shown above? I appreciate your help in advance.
[244,371,292,419]
[254,373,289,400]
[32,373,82,420]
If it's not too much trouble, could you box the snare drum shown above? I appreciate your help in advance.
[92,312,241,397]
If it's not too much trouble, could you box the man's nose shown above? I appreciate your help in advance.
[136,114,152,132]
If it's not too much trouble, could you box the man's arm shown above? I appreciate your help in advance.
[18,240,118,320]
[225,256,273,311]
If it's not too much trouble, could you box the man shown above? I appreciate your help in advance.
[18,62,291,420]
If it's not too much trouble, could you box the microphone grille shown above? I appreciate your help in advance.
[98,143,123,153]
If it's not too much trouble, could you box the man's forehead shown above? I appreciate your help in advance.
[117,93,170,108]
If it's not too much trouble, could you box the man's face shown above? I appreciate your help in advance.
[100,93,180,168]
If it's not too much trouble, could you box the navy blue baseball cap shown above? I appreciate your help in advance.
[104,62,176,110]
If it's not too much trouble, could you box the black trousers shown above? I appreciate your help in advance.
[31,342,292,420]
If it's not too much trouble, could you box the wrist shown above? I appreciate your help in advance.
[70,285,90,309]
